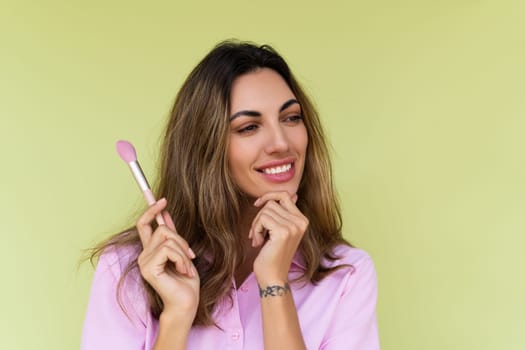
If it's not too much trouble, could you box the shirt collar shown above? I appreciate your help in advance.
[291,250,307,270]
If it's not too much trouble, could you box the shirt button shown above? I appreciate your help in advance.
[231,332,240,341]
[240,286,248,292]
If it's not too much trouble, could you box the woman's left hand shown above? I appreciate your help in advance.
[250,191,309,285]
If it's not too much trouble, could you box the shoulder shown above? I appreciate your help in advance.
[324,244,375,270]
[94,244,144,296]
[89,244,149,322]
[314,245,380,349]
[97,244,141,275]
[82,244,151,348]
[321,244,377,292]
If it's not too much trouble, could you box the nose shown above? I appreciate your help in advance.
[264,123,290,154]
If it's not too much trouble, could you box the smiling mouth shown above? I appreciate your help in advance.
[257,162,293,174]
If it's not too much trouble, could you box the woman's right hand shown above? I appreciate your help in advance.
[136,198,200,323]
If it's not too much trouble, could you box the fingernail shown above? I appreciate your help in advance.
[253,198,260,206]
[188,247,196,259]
[158,198,166,204]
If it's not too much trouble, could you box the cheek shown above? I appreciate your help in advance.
[227,140,250,179]
[293,126,308,154]
[227,145,240,175]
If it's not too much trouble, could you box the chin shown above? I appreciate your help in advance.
[257,183,300,197]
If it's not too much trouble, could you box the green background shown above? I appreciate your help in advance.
[1,1,524,349]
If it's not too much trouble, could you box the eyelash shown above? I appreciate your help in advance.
[286,115,304,123]
[237,115,304,134]
[238,124,259,133]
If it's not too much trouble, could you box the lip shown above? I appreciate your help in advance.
[255,157,296,172]
[256,158,296,183]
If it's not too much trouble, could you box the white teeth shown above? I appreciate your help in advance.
[262,163,292,174]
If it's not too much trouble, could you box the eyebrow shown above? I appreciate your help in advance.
[229,98,300,121]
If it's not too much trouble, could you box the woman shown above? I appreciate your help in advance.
[82,40,379,349]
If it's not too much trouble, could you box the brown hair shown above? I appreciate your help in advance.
[89,40,350,326]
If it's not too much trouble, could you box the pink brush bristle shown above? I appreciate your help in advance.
[116,140,137,163]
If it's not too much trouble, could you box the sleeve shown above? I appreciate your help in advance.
[81,248,149,350]
[320,255,380,350]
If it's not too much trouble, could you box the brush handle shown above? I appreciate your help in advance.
[143,188,166,226]
[128,160,165,226]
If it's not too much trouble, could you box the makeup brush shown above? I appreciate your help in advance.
[115,140,165,225]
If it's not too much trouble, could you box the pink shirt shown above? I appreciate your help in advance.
[81,244,379,349]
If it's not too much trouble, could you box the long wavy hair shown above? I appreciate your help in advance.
[89,40,350,326]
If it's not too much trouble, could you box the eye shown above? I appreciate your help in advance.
[238,124,259,134]
[283,115,304,124]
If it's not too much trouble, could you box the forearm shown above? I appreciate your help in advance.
[259,282,307,350]
[152,312,192,350]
